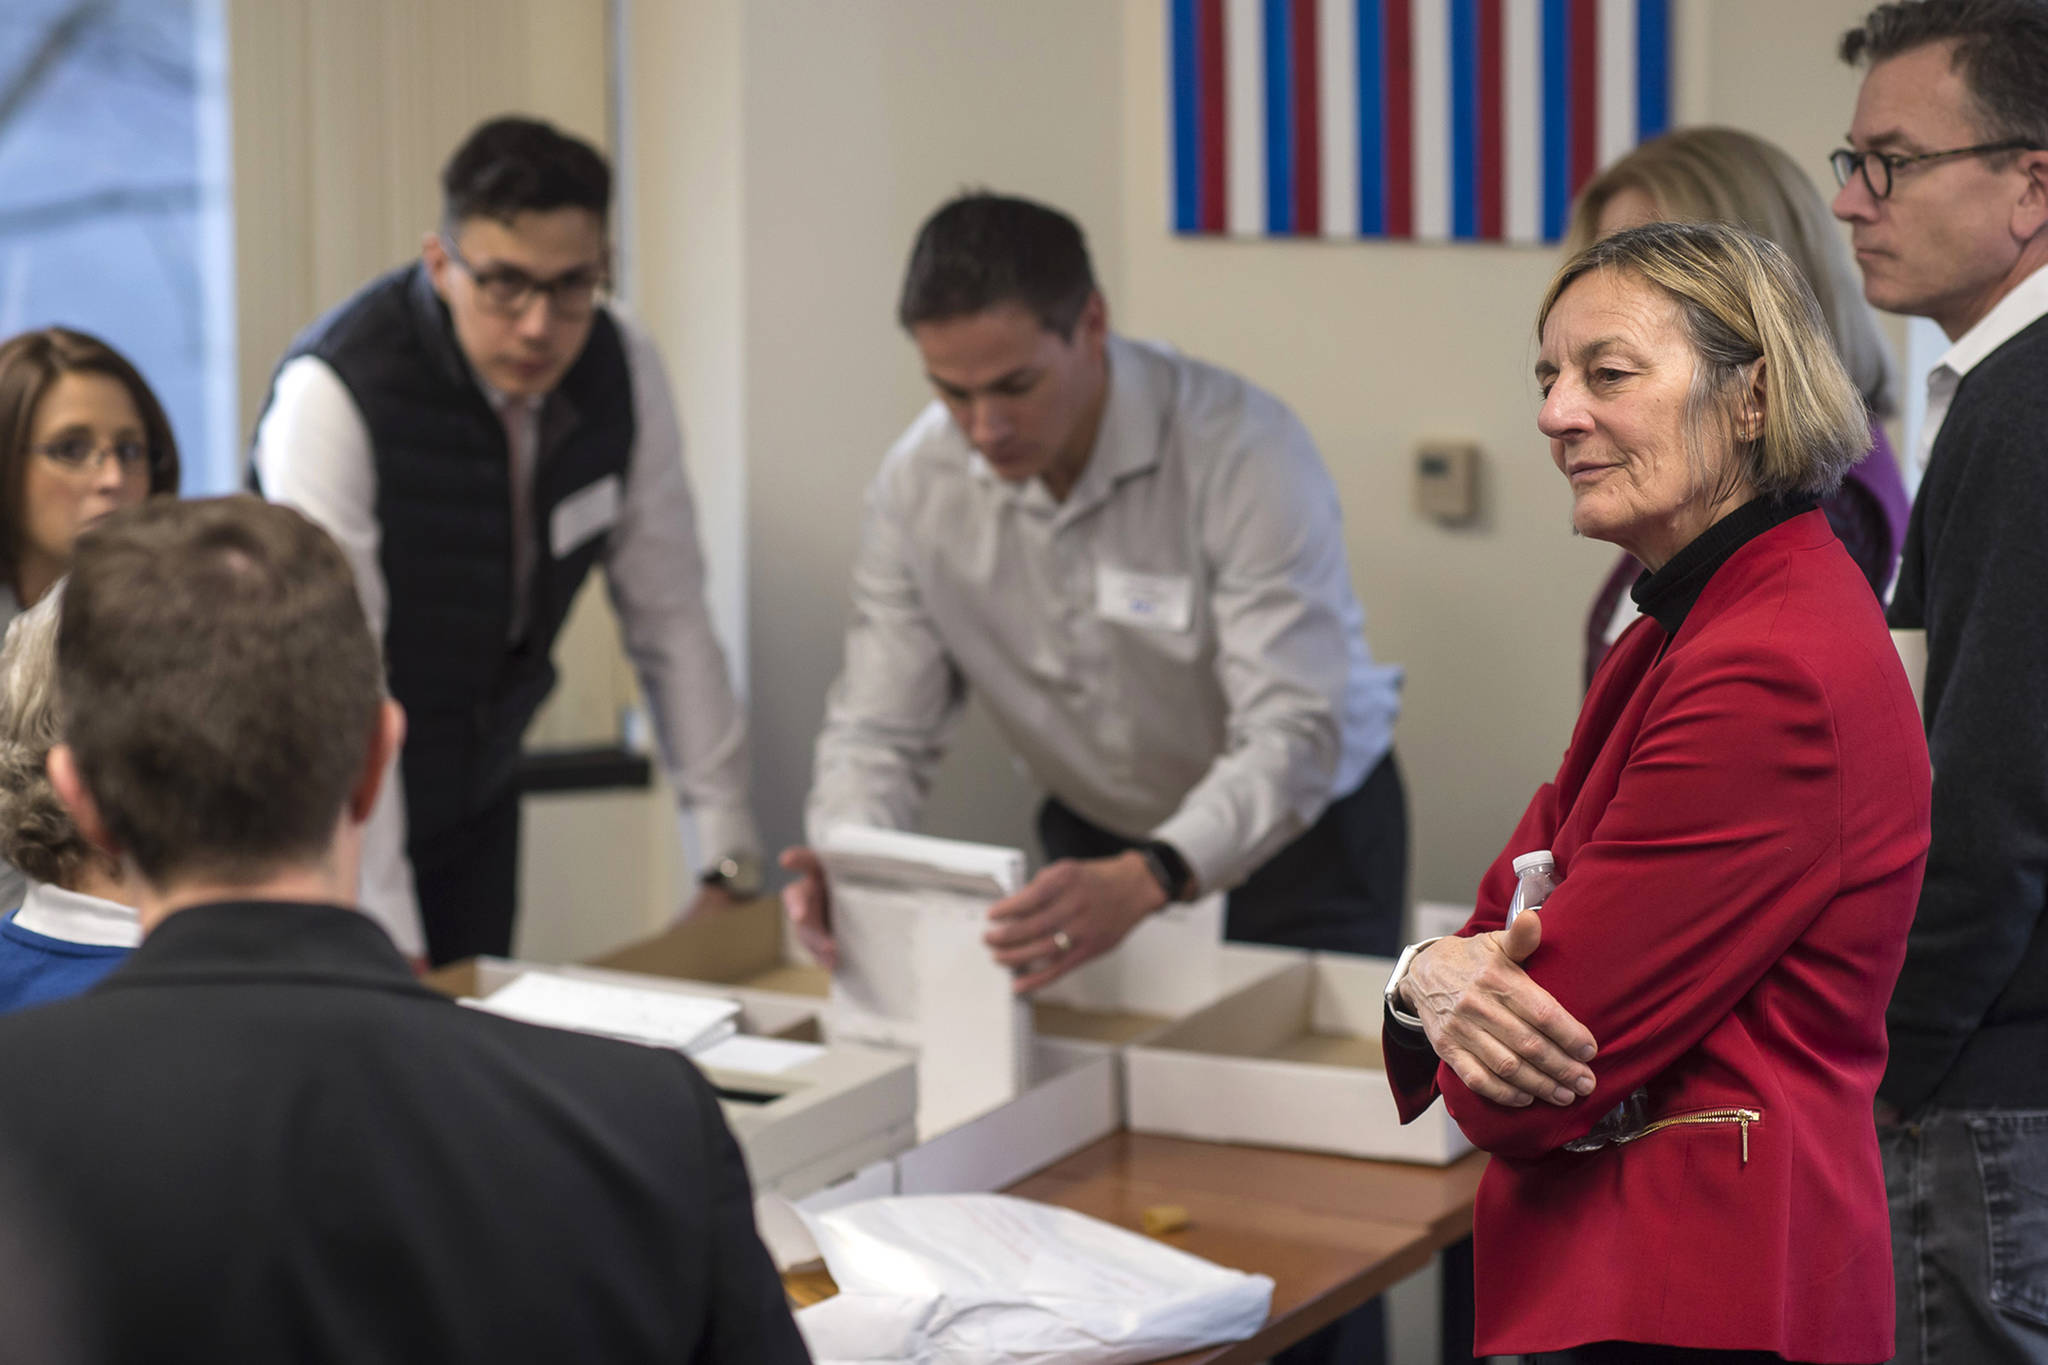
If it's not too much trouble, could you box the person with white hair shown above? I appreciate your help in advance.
[0,583,143,1013]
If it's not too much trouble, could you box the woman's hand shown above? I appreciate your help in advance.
[1400,909,1601,1107]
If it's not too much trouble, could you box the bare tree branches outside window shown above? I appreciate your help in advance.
[0,0,234,491]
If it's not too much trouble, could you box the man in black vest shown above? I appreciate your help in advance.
[254,117,759,966]
[0,496,808,1365]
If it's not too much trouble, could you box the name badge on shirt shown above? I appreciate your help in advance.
[550,474,623,559]
[1095,565,1193,632]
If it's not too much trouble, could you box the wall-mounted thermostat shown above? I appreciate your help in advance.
[1415,441,1480,525]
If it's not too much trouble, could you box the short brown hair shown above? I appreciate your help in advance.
[57,497,382,886]
[1564,126,1898,418]
[1841,1,2048,151]
[0,584,109,887]
[0,328,181,594]
[1538,221,1868,502]
[898,193,1098,336]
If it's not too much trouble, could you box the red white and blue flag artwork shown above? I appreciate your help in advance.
[1170,0,1674,243]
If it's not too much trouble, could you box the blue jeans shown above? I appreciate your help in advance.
[1883,1108,2048,1364]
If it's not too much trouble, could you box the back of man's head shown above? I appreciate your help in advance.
[1841,0,2048,151]
[897,192,1097,336]
[442,115,611,230]
[56,497,382,888]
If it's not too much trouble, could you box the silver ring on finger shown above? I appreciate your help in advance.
[1052,930,1074,955]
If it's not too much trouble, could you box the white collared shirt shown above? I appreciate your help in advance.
[807,334,1402,895]
[13,881,142,949]
[1915,264,2048,471]
[253,310,758,954]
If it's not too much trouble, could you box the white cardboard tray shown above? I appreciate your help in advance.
[1125,953,1472,1166]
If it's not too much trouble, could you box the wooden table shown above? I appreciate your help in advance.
[435,912,1487,1363]
[1007,1133,1486,1364]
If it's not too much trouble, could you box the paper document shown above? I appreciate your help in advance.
[467,971,741,1055]
[796,1194,1273,1365]
[694,1034,828,1076]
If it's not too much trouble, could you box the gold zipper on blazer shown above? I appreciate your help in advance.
[1598,1107,1762,1164]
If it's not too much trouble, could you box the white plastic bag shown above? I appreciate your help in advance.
[795,1194,1273,1365]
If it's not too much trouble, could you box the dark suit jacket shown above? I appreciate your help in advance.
[0,901,810,1365]
[1389,511,1929,1361]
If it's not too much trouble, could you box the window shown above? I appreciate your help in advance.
[0,0,236,492]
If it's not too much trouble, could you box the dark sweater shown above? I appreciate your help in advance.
[1885,306,2048,1113]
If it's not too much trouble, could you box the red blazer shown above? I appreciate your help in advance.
[1388,511,1929,1362]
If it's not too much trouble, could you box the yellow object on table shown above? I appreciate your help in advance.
[1142,1203,1191,1237]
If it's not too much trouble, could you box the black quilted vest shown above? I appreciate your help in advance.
[256,264,635,845]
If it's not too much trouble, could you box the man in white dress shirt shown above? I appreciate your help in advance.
[784,192,1406,997]
[252,118,758,965]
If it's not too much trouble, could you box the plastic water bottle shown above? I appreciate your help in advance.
[1506,850,1557,929]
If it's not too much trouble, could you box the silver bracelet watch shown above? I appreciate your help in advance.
[1383,936,1446,1032]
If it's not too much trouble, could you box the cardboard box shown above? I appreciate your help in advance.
[715,1047,918,1200]
[1125,954,1472,1166]
[433,956,918,1199]
[896,1037,1119,1194]
[1029,899,1303,1119]
[587,898,830,1007]
[1412,901,1476,942]
[818,826,1034,1137]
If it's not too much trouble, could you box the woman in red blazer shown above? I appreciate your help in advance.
[1383,221,1929,1364]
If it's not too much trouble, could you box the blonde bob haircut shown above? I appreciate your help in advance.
[1564,126,1897,418]
[1538,220,1867,502]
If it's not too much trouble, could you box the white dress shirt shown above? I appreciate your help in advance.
[253,312,756,956]
[808,335,1402,895]
[13,881,142,948]
[1915,264,2048,470]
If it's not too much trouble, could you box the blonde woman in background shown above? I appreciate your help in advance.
[1567,127,1911,689]
[0,585,143,1013]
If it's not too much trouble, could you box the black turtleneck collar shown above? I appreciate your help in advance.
[1630,493,1819,634]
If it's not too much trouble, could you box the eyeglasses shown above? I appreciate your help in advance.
[32,436,153,473]
[439,236,607,318]
[1830,139,2040,200]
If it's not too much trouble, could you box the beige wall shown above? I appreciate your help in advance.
[671,0,1890,910]
[230,0,612,435]
[230,0,1896,945]
[1103,0,1885,907]
[620,0,1128,867]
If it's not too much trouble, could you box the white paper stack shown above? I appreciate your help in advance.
[465,970,742,1055]
[818,824,1033,1137]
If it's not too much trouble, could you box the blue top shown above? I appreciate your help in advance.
[0,910,130,1015]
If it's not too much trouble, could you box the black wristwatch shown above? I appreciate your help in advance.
[1138,840,1194,903]
[701,852,764,899]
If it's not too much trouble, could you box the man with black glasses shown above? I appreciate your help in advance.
[253,117,759,966]
[1832,4,2048,1361]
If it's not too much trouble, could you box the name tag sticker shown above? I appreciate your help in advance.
[1095,565,1194,632]
[550,474,623,558]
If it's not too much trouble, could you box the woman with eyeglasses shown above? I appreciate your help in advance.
[0,327,178,916]
[0,327,179,619]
